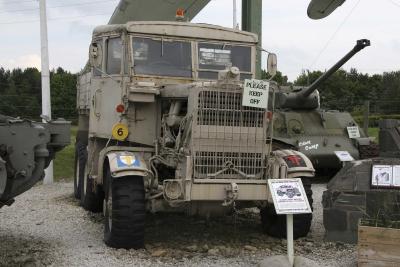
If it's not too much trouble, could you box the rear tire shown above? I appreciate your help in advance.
[79,148,103,212]
[104,166,145,249]
[73,143,84,199]
[260,177,313,239]
[74,142,87,199]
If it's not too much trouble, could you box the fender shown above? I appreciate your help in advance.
[271,149,315,178]
[96,146,153,183]
[106,151,150,178]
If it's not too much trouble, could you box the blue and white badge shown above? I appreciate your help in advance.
[116,154,140,167]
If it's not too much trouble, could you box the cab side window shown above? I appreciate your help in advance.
[91,41,103,77]
[106,37,123,75]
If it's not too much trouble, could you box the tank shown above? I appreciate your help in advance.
[271,39,378,173]
[0,114,70,208]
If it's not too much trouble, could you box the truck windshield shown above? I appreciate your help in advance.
[132,37,192,77]
[198,43,251,72]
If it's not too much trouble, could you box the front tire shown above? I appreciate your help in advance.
[260,178,313,239]
[104,166,145,249]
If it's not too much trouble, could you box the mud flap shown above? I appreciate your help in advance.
[106,151,150,178]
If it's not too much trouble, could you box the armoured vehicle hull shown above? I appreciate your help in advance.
[273,109,372,171]
[75,21,316,248]
[0,115,70,208]
[323,120,400,243]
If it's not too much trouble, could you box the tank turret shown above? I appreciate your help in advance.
[275,39,370,110]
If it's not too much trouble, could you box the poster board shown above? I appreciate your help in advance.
[393,165,400,187]
[334,151,355,162]
[347,126,360,138]
[371,165,392,187]
[268,178,312,215]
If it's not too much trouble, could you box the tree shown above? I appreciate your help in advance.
[50,67,77,121]
[261,70,290,85]
[0,67,77,121]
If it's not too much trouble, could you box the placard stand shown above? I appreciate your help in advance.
[267,178,312,267]
[287,214,294,266]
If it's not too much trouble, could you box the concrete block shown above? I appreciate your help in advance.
[325,230,357,244]
[349,211,363,231]
[323,208,348,231]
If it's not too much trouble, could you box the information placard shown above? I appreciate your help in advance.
[393,165,400,187]
[268,178,312,215]
[334,151,355,162]
[242,79,269,109]
[371,165,392,187]
[347,126,360,138]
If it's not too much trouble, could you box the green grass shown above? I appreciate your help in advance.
[54,126,77,181]
[368,127,379,142]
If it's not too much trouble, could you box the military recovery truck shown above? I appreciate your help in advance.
[270,39,378,173]
[75,21,316,249]
[0,114,70,208]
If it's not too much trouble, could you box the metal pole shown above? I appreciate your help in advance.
[242,0,262,79]
[39,0,53,184]
[363,100,370,136]
[287,214,294,266]
[233,0,237,29]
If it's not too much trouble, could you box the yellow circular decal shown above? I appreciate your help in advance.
[112,123,129,141]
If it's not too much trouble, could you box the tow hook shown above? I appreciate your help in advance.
[222,182,238,206]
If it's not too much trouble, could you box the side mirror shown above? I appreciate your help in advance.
[89,43,103,68]
[267,53,277,77]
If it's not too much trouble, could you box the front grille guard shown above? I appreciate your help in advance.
[191,88,268,179]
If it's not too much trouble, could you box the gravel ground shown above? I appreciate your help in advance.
[0,182,356,267]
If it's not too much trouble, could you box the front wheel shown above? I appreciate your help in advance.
[104,166,145,249]
[260,177,313,239]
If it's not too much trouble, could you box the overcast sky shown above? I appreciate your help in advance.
[0,0,399,81]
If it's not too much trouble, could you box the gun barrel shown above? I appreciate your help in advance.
[301,39,370,98]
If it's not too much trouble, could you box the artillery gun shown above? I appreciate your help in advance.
[75,21,316,248]
[270,39,378,174]
[0,114,70,208]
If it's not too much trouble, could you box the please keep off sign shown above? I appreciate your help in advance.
[242,79,269,109]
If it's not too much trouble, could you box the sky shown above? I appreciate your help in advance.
[0,0,399,81]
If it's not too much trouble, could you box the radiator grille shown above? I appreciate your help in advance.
[197,91,264,127]
[194,151,264,178]
[192,88,268,179]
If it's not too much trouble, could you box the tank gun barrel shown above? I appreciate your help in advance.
[301,39,370,98]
